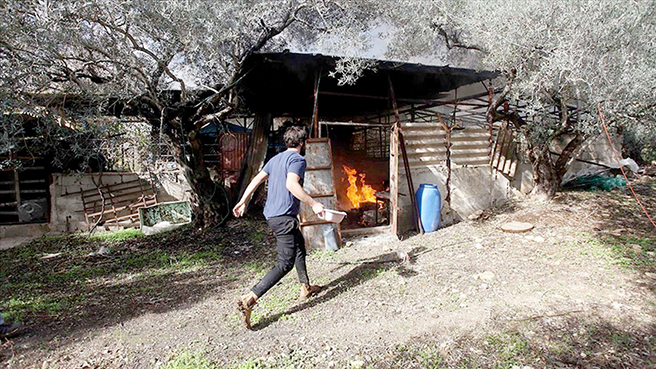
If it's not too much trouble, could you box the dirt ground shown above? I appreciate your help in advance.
[2,180,655,368]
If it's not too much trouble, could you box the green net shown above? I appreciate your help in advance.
[563,175,626,191]
[139,201,192,227]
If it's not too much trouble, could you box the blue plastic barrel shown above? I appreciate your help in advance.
[415,184,441,232]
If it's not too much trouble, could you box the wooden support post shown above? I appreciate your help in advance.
[389,75,423,235]
[388,76,400,238]
[399,131,423,234]
[487,82,494,157]
[437,113,456,206]
[13,170,20,207]
[311,69,322,138]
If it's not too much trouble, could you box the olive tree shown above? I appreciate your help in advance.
[384,0,656,195]
[0,0,378,225]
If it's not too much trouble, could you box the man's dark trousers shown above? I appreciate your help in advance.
[252,215,309,297]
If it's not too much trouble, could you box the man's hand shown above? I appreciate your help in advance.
[287,173,326,217]
[312,201,325,217]
[233,201,247,218]
[232,170,268,219]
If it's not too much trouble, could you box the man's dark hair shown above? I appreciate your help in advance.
[283,124,308,148]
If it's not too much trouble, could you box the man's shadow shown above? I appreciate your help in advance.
[252,247,423,330]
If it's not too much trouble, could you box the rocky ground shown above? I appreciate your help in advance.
[1,179,655,368]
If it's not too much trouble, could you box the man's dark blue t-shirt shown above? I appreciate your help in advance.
[262,150,306,220]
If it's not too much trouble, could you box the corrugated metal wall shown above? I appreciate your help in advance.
[400,123,491,168]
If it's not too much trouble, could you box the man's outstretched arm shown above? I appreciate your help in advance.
[233,170,269,217]
[286,172,324,216]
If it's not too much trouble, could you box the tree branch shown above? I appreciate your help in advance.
[91,19,186,98]
[433,23,482,51]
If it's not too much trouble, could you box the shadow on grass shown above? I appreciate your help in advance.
[0,217,275,361]
[554,180,656,278]
[379,312,656,368]
[252,248,423,331]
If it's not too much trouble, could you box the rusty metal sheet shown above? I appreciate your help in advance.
[219,133,250,172]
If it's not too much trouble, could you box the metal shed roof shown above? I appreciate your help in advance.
[238,52,497,119]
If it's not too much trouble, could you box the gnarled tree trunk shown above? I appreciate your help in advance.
[528,146,560,197]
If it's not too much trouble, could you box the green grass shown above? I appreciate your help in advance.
[231,358,261,369]
[0,226,239,322]
[484,332,530,365]
[90,228,143,242]
[573,232,656,270]
[309,249,338,262]
[385,343,446,368]
[163,349,219,369]
[247,230,266,245]
[249,277,301,326]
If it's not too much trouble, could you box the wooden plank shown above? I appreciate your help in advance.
[311,70,321,138]
[404,137,447,146]
[84,188,154,204]
[451,150,490,158]
[408,146,489,154]
[451,142,491,151]
[77,182,146,196]
[341,225,391,237]
[401,122,444,129]
[321,121,388,127]
[300,138,341,250]
[402,132,446,139]
[399,131,423,234]
[307,165,333,171]
[492,124,509,169]
[19,189,47,194]
[86,199,157,218]
[406,147,447,155]
[310,193,336,198]
[404,157,490,167]
[497,125,511,173]
[389,76,400,238]
[489,124,502,167]
[452,158,491,166]
[405,134,487,143]
[300,219,339,227]
[13,171,20,205]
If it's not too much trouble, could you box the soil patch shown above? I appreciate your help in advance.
[2,181,655,368]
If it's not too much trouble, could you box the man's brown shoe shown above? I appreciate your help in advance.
[236,293,257,329]
[300,284,321,299]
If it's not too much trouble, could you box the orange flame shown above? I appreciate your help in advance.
[343,165,377,209]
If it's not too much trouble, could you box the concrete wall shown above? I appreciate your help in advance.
[51,172,144,233]
[510,161,535,194]
[398,164,513,233]
[509,133,622,191]
[1,171,189,239]
[555,134,622,181]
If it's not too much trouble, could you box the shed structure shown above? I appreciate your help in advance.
[236,52,515,247]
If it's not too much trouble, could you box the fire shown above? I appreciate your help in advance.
[343,165,377,208]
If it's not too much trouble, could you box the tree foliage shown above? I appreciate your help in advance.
[384,0,656,194]
[0,0,378,225]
